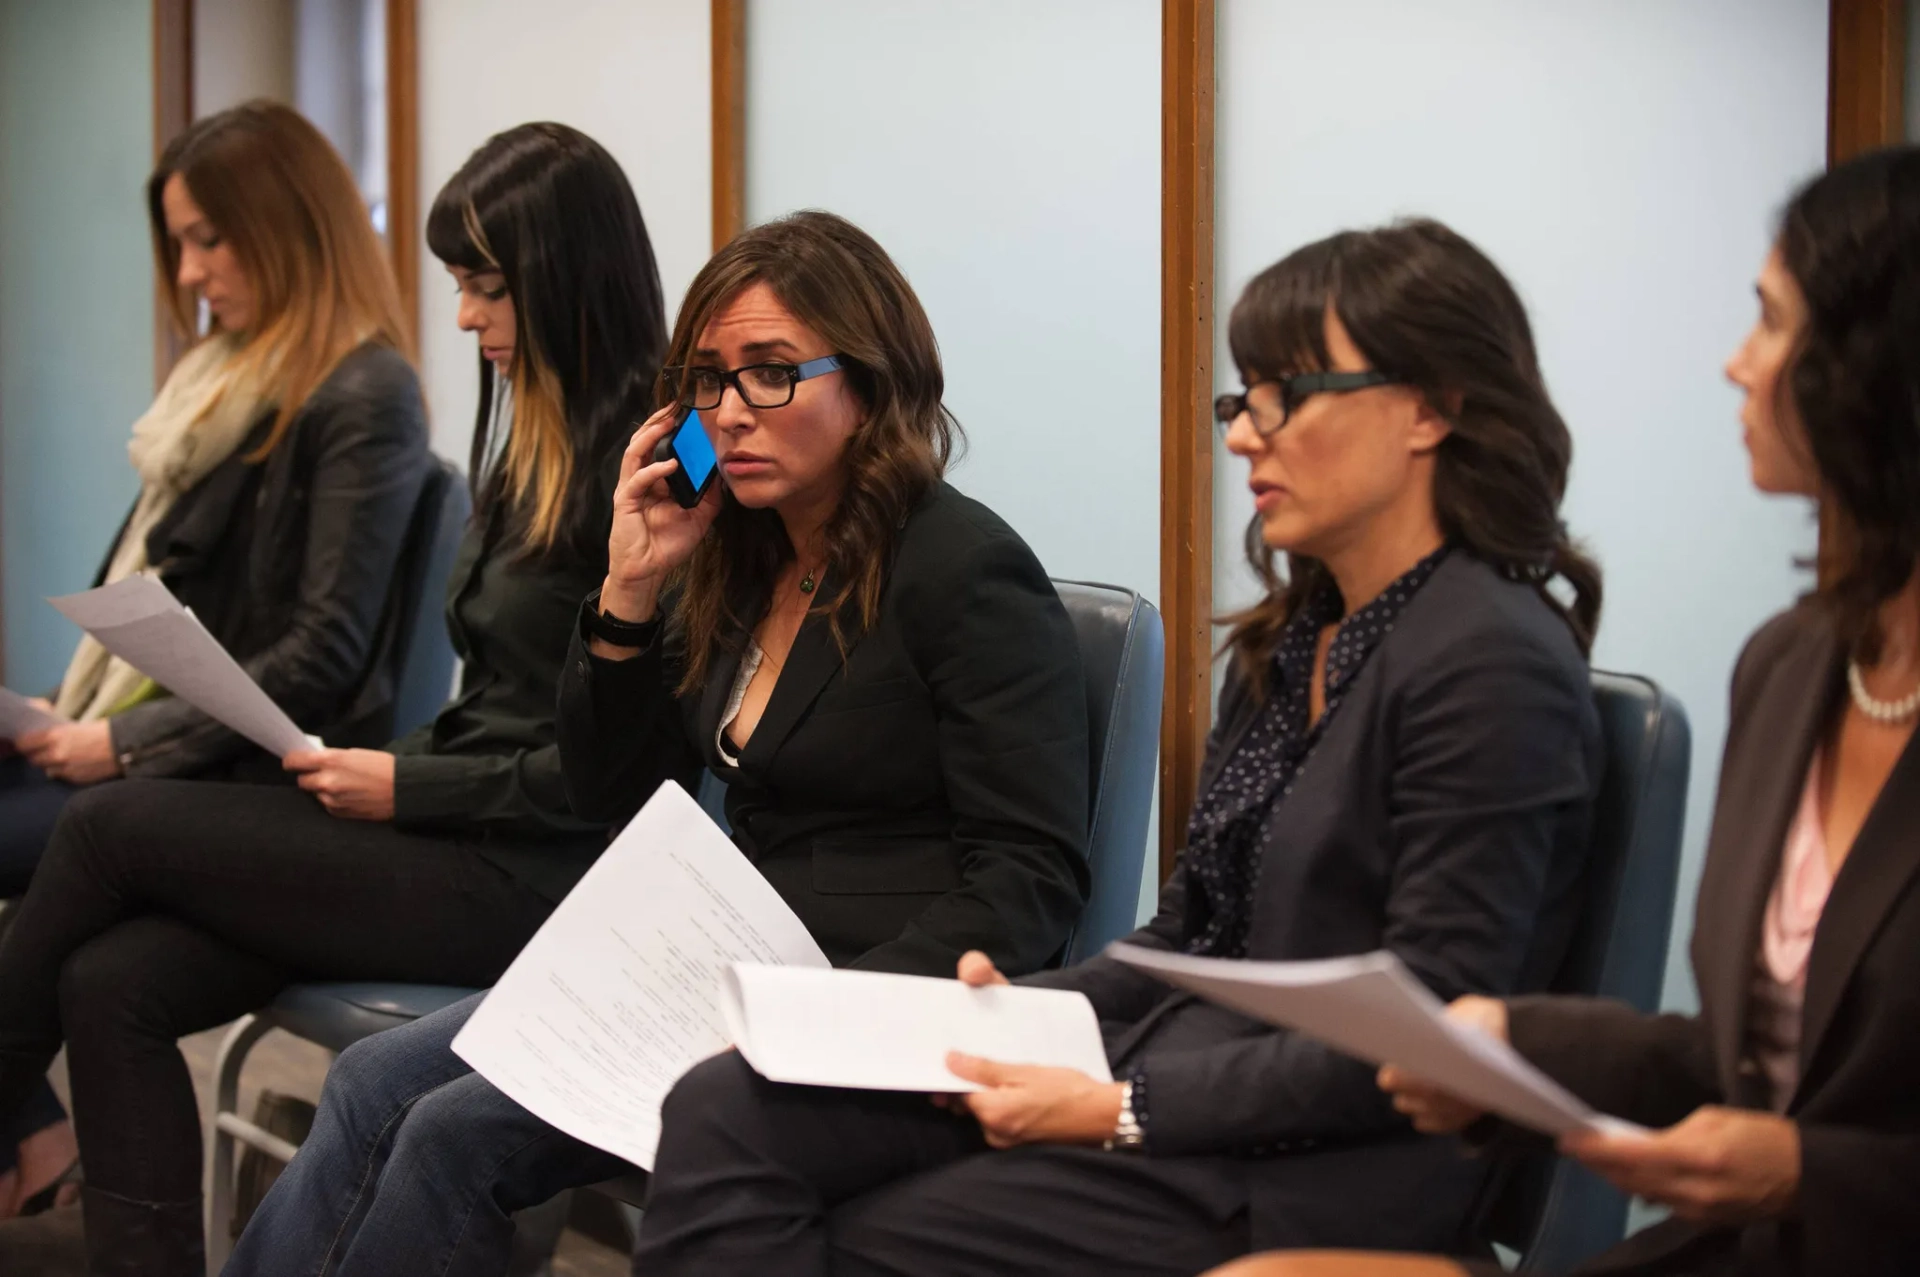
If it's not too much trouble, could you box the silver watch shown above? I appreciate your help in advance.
[1104,1079,1144,1153]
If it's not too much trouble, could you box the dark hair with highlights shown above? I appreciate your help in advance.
[1776,146,1920,662]
[427,122,668,560]
[662,210,961,694]
[1222,218,1601,694]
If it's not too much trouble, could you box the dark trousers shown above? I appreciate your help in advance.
[635,1051,1252,1277]
[0,758,78,1182]
[0,779,557,1244]
[0,755,75,896]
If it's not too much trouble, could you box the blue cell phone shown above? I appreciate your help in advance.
[653,404,719,508]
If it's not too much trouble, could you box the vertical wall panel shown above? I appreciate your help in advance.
[743,0,1163,605]
[1214,0,1828,1007]
[416,0,712,462]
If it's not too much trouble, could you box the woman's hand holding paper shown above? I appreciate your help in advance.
[285,747,396,821]
[1376,993,1508,1133]
[1560,1107,1799,1224]
[945,1053,1125,1149]
[939,951,1120,1148]
[19,721,121,785]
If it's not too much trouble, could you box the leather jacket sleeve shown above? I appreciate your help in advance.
[111,348,430,776]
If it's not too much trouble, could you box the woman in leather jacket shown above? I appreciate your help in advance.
[0,121,667,1274]
[0,100,428,1223]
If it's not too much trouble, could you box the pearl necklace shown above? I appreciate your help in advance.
[1847,660,1920,724]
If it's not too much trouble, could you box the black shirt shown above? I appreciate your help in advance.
[388,466,618,901]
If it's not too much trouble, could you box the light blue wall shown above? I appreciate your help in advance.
[742,0,1163,603]
[0,0,154,690]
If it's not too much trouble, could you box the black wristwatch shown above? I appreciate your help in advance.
[581,589,661,649]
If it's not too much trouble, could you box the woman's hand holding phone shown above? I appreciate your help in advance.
[600,406,722,630]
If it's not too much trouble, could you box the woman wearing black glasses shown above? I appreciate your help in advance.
[223,209,1092,1276]
[588,217,1606,1276]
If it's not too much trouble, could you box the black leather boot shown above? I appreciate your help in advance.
[79,1184,205,1277]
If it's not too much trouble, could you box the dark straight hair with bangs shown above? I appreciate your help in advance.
[427,122,668,561]
[1777,146,1920,662]
[1222,218,1602,693]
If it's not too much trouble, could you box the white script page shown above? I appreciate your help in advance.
[0,689,66,741]
[721,966,1111,1092]
[48,576,312,756]
[453,781,829,1168]
[1107,944,1642,1138]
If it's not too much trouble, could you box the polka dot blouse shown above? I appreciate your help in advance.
[1182,545,1452,958]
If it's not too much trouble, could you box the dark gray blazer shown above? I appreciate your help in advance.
[1503,602,1920,1277]
[1025,550,1603,1253]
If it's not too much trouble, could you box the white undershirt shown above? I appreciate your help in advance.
[715,640,766,768]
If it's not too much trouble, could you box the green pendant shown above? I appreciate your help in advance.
[799,572,816,595]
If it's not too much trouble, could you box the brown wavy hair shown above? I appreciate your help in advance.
[665,211,961,693]
[147,100,411,458]
[1776,146,1920,662]
[1222,218,1602,695]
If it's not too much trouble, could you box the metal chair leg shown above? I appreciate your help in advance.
[204,1013,274,1276]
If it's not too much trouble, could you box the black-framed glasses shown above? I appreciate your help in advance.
[1213,370,1404,437]
[666,354,847,411]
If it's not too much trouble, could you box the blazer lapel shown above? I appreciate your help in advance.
[1697,616,1839,1097]
[1797,715,1920,1085]
[739,610,842,770]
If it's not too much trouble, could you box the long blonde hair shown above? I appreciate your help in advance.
[147,100,411,458]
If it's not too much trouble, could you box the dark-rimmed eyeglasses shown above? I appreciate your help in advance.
[666,354,847,411]
[1213,370,1404,437]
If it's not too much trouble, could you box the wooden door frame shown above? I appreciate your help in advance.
[152,0,193,387]
[1829,0,1907,164]
[712,0,746,251]
[387,0,420,347]
[148,0,422,378]
[1160,0,1215,879]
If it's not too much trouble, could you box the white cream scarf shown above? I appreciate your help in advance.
[53,334,272,721]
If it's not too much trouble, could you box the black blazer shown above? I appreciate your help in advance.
[1025,550,1604,1253]
[102,342,431,777]
[1503,602,1920,1277]
[557,481,1090,979]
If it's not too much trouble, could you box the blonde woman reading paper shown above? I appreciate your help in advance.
[0,99,428,1230]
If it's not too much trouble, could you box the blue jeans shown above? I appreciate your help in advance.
[224,993,630,1277]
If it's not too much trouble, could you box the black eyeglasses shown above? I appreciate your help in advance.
[665,355,847,411]
[1213,370,1404,437]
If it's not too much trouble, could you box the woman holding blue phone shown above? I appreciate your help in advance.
[225,209,1095,1275]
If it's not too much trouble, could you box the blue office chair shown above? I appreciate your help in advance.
[1053,579,1164,963]
[1473,670,1693,1271]
[204,577,1166,1262]
[390,458,472,736]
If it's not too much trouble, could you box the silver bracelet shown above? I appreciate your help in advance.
[1104,1079,1144,1153]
